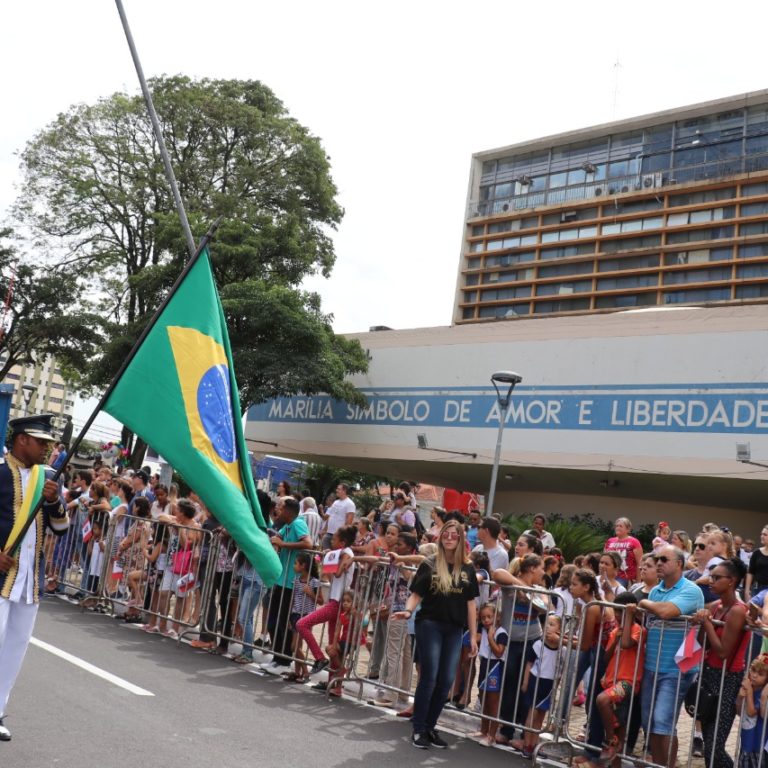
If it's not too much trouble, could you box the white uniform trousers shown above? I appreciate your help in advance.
[0,597,39,717]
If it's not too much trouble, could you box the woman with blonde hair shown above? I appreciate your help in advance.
[393,519,479,749]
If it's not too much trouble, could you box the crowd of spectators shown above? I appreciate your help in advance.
[43,465,768,761]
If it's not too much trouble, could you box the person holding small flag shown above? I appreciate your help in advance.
[0,414,68,742]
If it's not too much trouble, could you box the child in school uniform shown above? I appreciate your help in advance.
[736,654,768,768]
[469,602,509,747]
[512,613,563,758]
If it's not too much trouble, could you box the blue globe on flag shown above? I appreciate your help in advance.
[197,363,236,463]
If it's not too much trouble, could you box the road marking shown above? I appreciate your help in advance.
[30,637,154,696]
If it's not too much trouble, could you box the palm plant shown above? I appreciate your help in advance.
[501,515,607,562]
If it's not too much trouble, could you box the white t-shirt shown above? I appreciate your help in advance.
[479,626,508,661]
[530,639,562,680]
[329,546,356,601]
[473,542,509,573]
[394,507,416,527]
[598,578,627,601]
[325,497,356,535]
[89,540,105,577]
[551,587,574,620]
[150,500,171,521]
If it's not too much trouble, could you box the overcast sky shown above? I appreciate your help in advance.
[2,1,767,440]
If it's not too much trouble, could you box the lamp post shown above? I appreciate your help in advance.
[21,384,37,416]
[485,370,522,518]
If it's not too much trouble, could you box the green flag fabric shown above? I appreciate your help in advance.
[104,248,281,585]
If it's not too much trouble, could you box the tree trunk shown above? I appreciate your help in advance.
[130,437,148,470]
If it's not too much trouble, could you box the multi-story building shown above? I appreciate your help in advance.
[3,356,75,436]
[455,90,768,323]
[245,90,768,530]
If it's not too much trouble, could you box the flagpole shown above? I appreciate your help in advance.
[113,0,197,259]
[2,218,223,556]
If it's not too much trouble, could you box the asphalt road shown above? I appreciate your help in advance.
[3,598,521,768]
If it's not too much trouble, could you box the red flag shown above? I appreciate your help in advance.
[675,628,702,672]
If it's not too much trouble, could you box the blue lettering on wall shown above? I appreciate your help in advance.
[247,385,768,434]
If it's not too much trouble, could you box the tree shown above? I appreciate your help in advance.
[14,76,368,414]
[0,228,102,383]
[301,462,397,508]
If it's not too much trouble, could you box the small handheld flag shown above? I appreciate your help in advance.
[82,518,93,544]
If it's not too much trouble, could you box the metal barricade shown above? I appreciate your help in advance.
[83,513,216,638]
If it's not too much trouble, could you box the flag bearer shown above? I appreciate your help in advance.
[0,414,68,742]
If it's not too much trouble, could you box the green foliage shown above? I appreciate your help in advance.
[301,462,397,507]
[352,488,384,515]
[502,515,608,563]
[0,228,103,387]
[14,76,367,408]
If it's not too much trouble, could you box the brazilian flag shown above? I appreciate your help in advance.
[104,248,281,585]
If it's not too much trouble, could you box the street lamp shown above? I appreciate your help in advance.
[485,370,522,517]
[21,384,37,415]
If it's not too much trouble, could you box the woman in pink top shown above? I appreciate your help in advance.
[604,517,643,587]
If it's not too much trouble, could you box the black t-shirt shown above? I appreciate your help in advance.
[749,549,768,588]
[410,558,479,627]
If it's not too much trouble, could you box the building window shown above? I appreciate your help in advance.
[533,297,591,314]
[464,291,477,303]
[663,247,732,265]
[540,243,594,260]
[741,221,768,237]
[536,280,591,296]
[668,188,736,207]
[736,263,768,279]
[742,182,768,197]
[595,293,657,309]
[597,273,658,290]
[601,234,662,253]
[739,242,768,259]
[741,201,768,216]
[462,307,476,320]
[663,266,732,285]
[465,274,480,286]
[597,253,660,272]
[666,226,734,244]
[663,287,731,304]
[480,286,532,301]
[736,284,768,299]
[538,261,594,279]
[478,304,530,319]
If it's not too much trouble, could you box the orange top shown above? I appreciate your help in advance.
[601,623,646,692]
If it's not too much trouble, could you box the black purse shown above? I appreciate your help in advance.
[684,679,718,723]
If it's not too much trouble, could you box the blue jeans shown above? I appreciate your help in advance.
[641,668,696,737]
[412,619,463,735]
[238,576,264,658]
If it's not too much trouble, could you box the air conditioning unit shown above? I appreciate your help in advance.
[561,210,579,222]
[594,187,604,196]
[620,185,630,193]
[558,285,574,295]
[642,172,663,189]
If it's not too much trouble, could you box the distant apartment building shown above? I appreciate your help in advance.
[3,355,75,436]
[455,90,768,322]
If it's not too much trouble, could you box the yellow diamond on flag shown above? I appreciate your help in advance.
[167,325,243,491]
